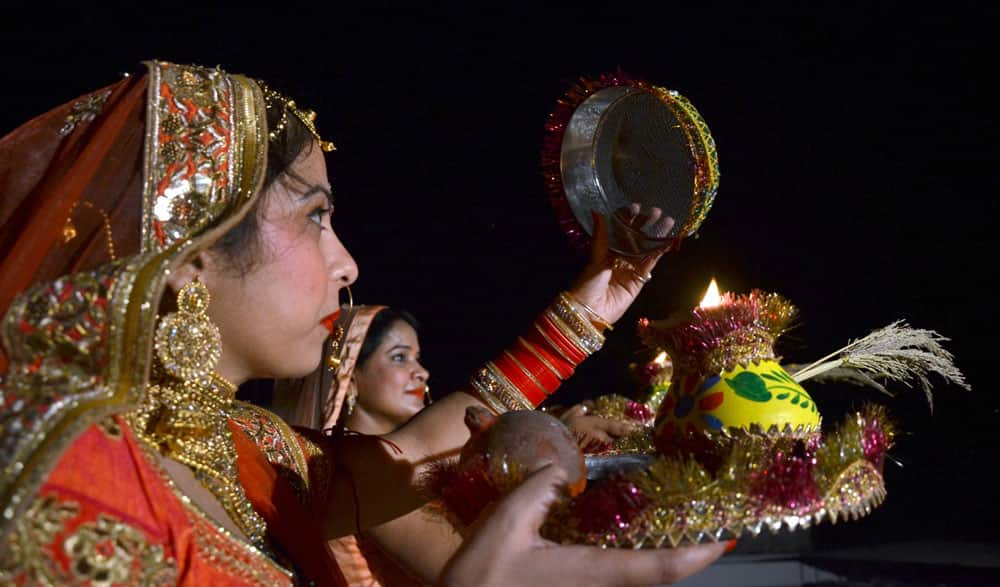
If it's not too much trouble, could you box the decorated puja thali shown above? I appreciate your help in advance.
[425,73,968,549]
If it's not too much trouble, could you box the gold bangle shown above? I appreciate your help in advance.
[553,294,605,347]
[545,309,597,356]
[487,362,534,411]
[470,383,509,415]
[470,363,533,413]
[561,292,613,331]
[547,298,604,355]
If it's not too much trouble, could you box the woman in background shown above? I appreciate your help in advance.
[279,305,642,585]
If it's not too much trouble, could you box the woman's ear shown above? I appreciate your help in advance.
[164,251,210,295]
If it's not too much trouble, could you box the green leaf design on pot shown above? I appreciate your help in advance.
[775,369,798,384]
[725,372,772,403]
[776,392,790,400]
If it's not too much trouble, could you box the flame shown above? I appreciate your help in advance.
[653,351,668,366]
[699,278,723,308]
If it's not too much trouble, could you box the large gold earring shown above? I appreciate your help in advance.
[154,278,222,381]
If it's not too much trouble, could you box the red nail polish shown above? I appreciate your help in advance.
[724,539,738,553]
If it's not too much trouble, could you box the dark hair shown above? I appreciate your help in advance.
[356,308,420,368]
[211,100,315,275]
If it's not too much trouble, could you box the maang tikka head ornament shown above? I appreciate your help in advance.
[258,81,337,152]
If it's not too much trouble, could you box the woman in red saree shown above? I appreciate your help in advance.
[0,60,726,586]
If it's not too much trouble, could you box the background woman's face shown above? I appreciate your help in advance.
[204,144,358,381]
[353,320,430,428]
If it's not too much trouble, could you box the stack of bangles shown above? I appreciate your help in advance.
[471,292,611,413]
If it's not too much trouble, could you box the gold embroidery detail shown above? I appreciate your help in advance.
[128,420,293,585]
[128,369,268,550]
[97,416,123,440]
[59,89,112,136]
[143,63,237,252]
[64,514,177,586]
[1,495,78,584]
[229,401,311,506]
[191,518,293,587]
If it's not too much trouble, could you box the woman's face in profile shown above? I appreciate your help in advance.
[353,319,430,427]
[203,143,358,381]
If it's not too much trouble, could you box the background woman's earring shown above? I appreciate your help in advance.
[424,384,432,406]
[345,389,357,416]
[154,278,221,381]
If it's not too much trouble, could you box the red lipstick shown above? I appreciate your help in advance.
[320,309,342,333]
[406,386,426,398]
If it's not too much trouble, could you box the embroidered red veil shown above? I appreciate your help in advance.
[0,61,346,585]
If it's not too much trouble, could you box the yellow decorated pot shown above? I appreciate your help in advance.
[656,359,820,437]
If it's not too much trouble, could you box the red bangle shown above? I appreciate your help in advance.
[505,347,562,396]
[470,296,602,412]
[534,315,588,365]
[516,336,573,381]
[493,352,548,406]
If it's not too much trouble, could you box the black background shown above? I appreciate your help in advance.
[3,2,996,549]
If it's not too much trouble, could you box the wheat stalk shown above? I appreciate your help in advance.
[790,320,970,411]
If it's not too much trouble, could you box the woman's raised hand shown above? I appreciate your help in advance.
[439,464,726,587]
[568,210,672,326]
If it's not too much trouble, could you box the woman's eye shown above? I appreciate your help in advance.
[391,354,407,363]
[308,206,331,226]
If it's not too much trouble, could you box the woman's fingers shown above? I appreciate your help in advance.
[636,248,666,278]
[593,417,636,438]
[443,462,726,586]
[651,213,675,239]
[559,404,587,423]
[576,428,613,449]
[489,463,569,535]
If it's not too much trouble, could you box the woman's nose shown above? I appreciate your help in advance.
[325,230,359,286]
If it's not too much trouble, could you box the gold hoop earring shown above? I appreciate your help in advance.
[154,278,222,381]
[343,285,354,312]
